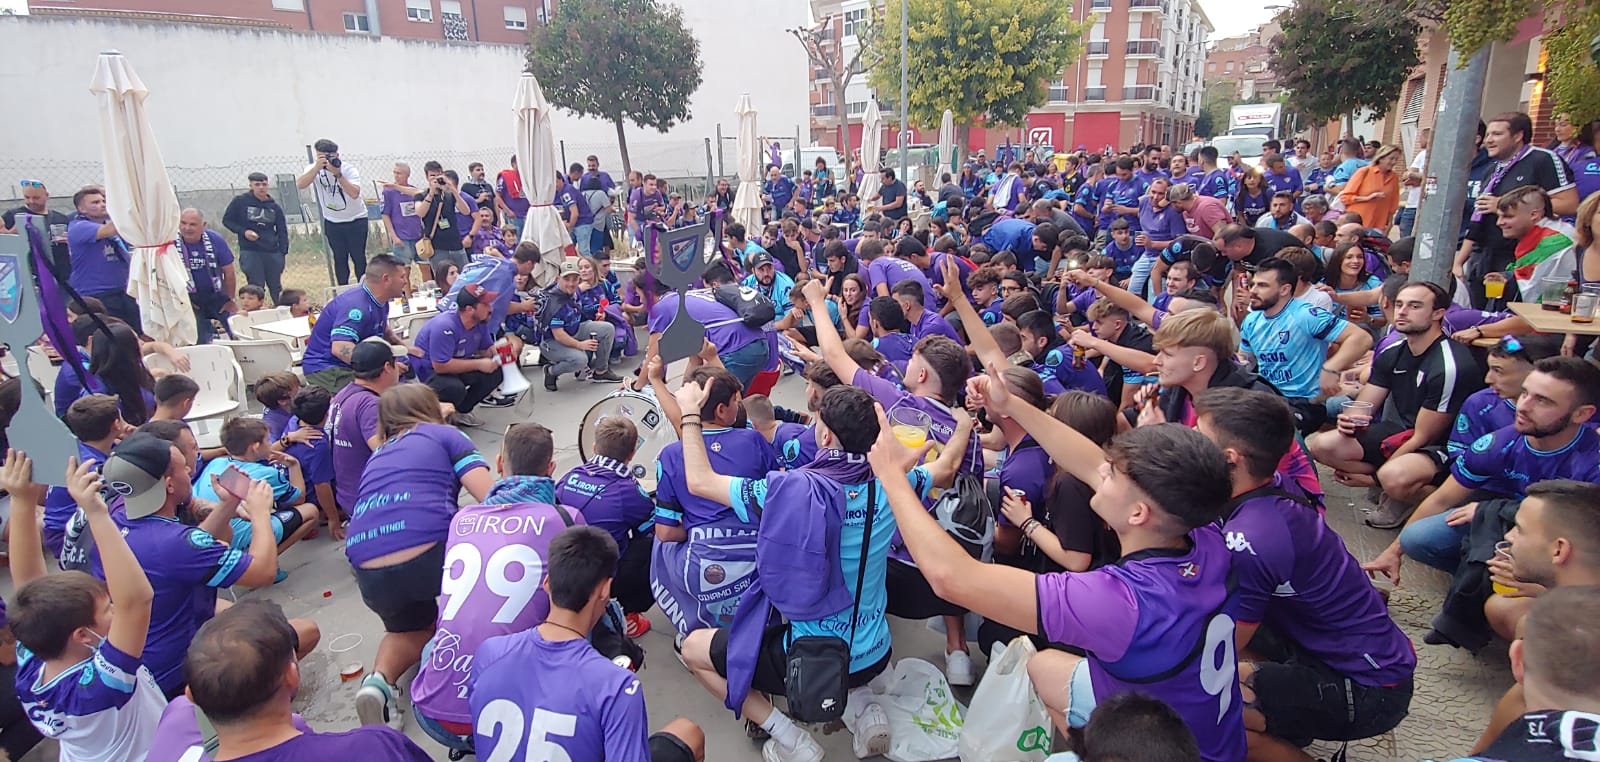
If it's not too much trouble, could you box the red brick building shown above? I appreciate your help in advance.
[1203,23,1279,102]
[27,0,550,44]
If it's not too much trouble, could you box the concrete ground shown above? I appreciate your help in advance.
[3,351,1512,761]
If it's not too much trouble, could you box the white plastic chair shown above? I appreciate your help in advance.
[177,344,245,421]
[395,312,433,348]
[214,339,294,388]
[320,285,357,305]
[226,313,256,340]
[25,345,60,393]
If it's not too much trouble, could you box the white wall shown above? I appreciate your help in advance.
[0,3,806,173]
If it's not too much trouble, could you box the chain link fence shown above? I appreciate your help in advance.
[1,137,720,302]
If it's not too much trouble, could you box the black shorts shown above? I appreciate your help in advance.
[1356,420,1410,467]
[885,558,967,619]
[649,732,694,762]
[793,325,819,347]
[354,542,447,633]
[1283,397,1328,436]
[708,625,891,697]
[275,507,306,537]
[1247,630,1413,746]
[1417,446,1454,486]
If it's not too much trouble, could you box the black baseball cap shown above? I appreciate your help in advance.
[102,433,176,519]
[747,251,774,270]
[350,340,395,374]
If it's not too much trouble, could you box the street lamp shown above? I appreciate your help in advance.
[899,0,908,183]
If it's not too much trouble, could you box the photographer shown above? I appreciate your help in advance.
[413,162,475,280]
[296,138,368,284]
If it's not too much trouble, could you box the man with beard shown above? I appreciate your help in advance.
[741,252,795,313]
[1238,258,1371,433]
[2,179,71,276]
[1362,357,1600,584]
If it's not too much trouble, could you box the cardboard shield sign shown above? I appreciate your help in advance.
[0,218,81,486]
[647,219,716,365]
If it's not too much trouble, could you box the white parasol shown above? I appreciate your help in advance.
[513,72,571,285]
[939,109,957,176]
[90,50,193,344]
[731,94,764,234]
[857,98,883,216]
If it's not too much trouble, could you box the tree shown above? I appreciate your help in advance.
[1198,81,1240,138]
[1268,0,1419,133]
[527,0,702,175]
[866,0,1091,149]
[1194,109,1215,139]
[790,15,879,186]
[1536,0,1600,121]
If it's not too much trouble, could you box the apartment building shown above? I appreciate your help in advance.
[26,0,552,44]
[1205,22,1279,102]
[807,0,1210,155]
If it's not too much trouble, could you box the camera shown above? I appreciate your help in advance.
[321,152,342,169]
[435,177,448,187]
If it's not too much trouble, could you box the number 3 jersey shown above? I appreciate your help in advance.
[1035,525,1247,762]
[411,494,586,726]
[470,630,651,762]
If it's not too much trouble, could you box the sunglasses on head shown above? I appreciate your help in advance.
[19,180,44,189]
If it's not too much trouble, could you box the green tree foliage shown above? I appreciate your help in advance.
[1268,0,1420,126]
[1198,81,1240,138]
[866,0,1091,146]
[1541,0,1600,120]
[526,0,702,174]
[1441,0,1527,61]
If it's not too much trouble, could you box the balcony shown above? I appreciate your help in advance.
[1124,85,1157,101]
[1125,40,1161,57]
[1086,40,1109,56]
[1048,85,1071,103]
[1129,0,1160,8]
[1090,0,1112,8]
[812,103,837,117]
[1085,87,1107,101]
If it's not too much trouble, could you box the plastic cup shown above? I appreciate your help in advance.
[889,407,931,449]
[1492,540,1516,596]
[1483,272,1506,300]
[1572,291,1599,324]
[1541,277,1569,311]
[1339,400,1374,436]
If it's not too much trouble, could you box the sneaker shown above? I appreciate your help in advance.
[479,394,517,408]
[623,612,651,638]
[945,649,975,687]
[1364,495,1415,530]
[761,733,824,762]
[576,368,594,382]
[852,700,892,759]
[544,367,559,392]
[453,411,484,428]
[746,719,771,740]
[273,568,289,584]
[355,674,405,731]
[590,369,624,383]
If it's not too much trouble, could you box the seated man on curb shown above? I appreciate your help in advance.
[471,526,706,762]
[411,283,503,427]
[1193,389,1415,760]
[184,600,432,760]
[556,416,659,638]
[677,382,967,762]
[3,452,161,760]
[412,423,588,754]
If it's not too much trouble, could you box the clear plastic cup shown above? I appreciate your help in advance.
[889,407,931,449]
[1492,540,1516,596]
[1339,400,1374,436]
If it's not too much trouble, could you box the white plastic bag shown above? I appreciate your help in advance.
[844,658,964,762]
[958,637,1052,762]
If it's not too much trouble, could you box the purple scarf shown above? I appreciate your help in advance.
[23,217,85,387]
[724,450,874,715]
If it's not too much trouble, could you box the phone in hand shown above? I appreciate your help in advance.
[218,464,252,500]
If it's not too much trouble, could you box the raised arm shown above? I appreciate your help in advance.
[674,379,737,507]
[0,451,50,586]
[935,257,1009,369]
[1067,269,1157,325]
[969,361,1107,486]
[67,456,154,657]
[801,278,862,385]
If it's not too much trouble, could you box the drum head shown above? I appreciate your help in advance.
[578,390,675,491]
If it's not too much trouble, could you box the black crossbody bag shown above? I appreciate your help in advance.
[784,482,875,724]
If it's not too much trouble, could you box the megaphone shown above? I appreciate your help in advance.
[493,339,531,398]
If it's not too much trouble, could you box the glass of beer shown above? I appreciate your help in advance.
[889,407,931,449]
[1340,400,1374,436]
[1482,272,1507,303]
[1492,540,1516,596]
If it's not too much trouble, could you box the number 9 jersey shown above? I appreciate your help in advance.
[1034,524,1246,762]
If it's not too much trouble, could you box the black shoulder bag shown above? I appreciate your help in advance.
[783,481,875,724]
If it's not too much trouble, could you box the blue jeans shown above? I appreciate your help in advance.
[573,223,595,256]
[1398,511,1467,573]
[542,320,616,376]
[1395,206,1417,238]
[1128,254,1158,302]
[719,337,772,390]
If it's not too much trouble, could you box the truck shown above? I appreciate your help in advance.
[1228,103,1283,140]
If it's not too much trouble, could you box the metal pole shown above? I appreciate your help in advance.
[559,140,568,173]
[716,123,725,178]
[898,0,909,183]
[1412,46,1490,291]
[704,137,714,197]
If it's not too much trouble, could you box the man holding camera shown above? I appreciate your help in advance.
[297,138,368,285]
[412,163,476,280]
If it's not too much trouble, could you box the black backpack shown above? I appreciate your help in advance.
[712,284,777,328]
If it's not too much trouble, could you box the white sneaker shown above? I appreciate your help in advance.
[945,649,975,687]
[852,700,892,758]
[355,673,406,731]
[761,732,825,762]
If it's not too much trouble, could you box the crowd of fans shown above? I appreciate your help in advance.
[0,107,1598,762]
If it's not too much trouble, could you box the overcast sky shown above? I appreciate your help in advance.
[1196,0,1278,39]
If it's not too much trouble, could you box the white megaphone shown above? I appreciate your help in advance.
[493,339,531,397]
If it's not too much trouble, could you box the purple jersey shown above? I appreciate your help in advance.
[1036,345,1110,398]
[554,457,655,556]
[412,309,494,383]
[1036,526,1247,762]
[852,368,982,475]
[263,406,294,442]
[328,383,380,512]
[908,309,963,345]
[866,257,936,310]
[146,696,315,762]
[924,251,974,307]
[653,427,777,531]
[43,441,110,534]
[773,421,819,469]
[870,331,916,376]
[302,285,390,375]
[647,289,767,358]
[346,423,489,566]
[1452,426,1600,497]
[202,727,431,762]
[90,512,252,694]
[998,439,1051,509]
[1447,387,1517,459]
[470,630,651,762]
[15,639,165,759]
[1223,475,1416,686]
[412,501,585,725]
[284,424,334,508]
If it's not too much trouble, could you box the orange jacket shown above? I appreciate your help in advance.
[1338,165,1401,231]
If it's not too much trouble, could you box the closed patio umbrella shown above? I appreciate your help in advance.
[939,109,957,176]
[857,98,883,216]
[731,94,764,234]
[90,50,192,344]
[514,72,571,285]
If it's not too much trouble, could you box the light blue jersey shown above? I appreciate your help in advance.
[1240,299,1349,399]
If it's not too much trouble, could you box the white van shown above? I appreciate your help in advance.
[780,147,844,178]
